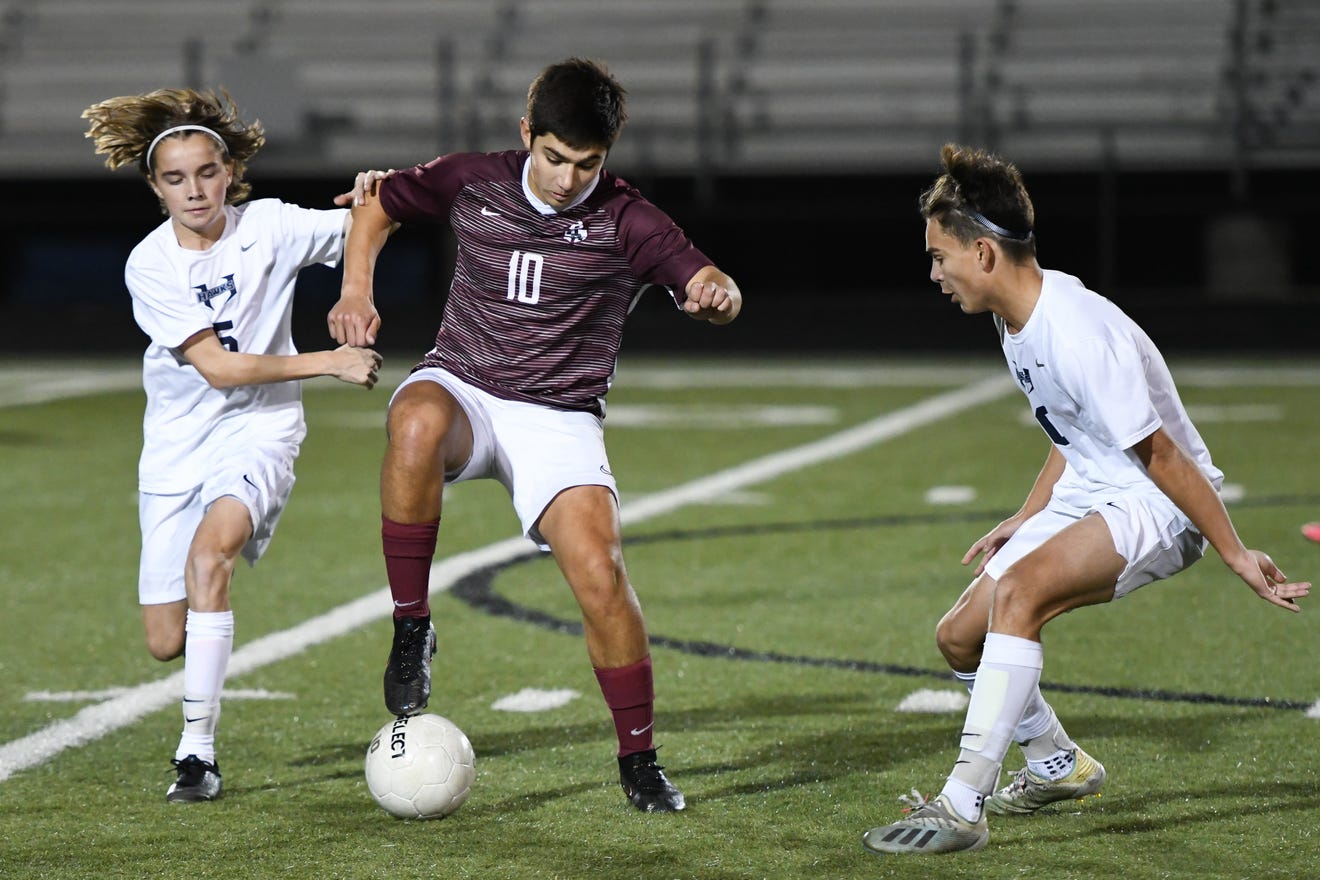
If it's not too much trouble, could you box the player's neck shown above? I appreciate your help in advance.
[171,211,228,252]
[996,262,1044,334]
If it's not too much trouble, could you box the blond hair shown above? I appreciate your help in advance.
[82,88,265,205]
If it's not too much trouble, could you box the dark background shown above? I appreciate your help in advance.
[6,164,1317,359]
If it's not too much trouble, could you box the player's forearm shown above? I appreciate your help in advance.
[340,198,394,304]
[198,350,338,390]
[1143,437,1248,565]
[1015,446,1065,519]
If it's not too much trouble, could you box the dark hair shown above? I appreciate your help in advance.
[82,88,265,206]
[919,143,1037,262]
[525,58,628,150]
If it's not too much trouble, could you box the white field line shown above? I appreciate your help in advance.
[23,687,295,703]
[0,368,142,408]
[0,373,1012,784]
[2,360,1319,411]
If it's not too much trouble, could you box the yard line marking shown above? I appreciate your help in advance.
[24,688,294,703]
[617,375,1012,526]
[0,368,141,408]
[3,360,1318,411]
[0,372,1011,783]
[896,689,970,714]
[491,688,582,713]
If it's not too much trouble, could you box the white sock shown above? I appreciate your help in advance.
[1016,696,1078,780]
[953,669,976,693]
[1027,749,1076,780]
[954,657,1075,780]
[939,777,986,824]
[175,610,234,764]
[947,633,1043,813]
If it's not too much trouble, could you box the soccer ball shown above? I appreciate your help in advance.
[364,714,476,819]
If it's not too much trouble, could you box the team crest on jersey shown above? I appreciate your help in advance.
[195,274,237,310]
[1014,363,1034,392]
[563,221,588,244]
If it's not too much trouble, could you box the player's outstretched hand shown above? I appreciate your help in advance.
[962,516,1024,577]
[328,295,380,347]
[1233,549,1309,613]
[329,344,383,389]
[333,169,396,207]
[683,277,738,324]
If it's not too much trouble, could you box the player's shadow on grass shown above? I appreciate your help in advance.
[989,779,1319,851]
[0,430,47,447]
[1045,708,1293,755]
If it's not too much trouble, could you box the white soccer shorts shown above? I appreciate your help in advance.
[983,491,1206,599]
[392,367,617,548]
[137,441,298,605]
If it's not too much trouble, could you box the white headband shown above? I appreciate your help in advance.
[145,124,228,168]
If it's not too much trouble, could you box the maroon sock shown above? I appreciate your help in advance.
[381,515,439,620]
[594,656,655,758]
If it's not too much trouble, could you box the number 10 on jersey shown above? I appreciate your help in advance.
[507,250,544,305]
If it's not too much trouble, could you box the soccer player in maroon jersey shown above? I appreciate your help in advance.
[328,58,741,812]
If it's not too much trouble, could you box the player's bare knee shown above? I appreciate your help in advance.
[145,630,184,661]
[388,393,457,446]
[571,554,633,618]
[935,613,981,671]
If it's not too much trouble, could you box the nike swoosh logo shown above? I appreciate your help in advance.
[599,465,613,476]
[480,207,500,217]
[629,722,654,737]
[240,241,257,251]
[185,716,210,724]
[242,474,258,490]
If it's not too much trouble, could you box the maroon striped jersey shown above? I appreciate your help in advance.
[379,150,713,414]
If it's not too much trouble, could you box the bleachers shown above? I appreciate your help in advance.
[0,0,1315,176]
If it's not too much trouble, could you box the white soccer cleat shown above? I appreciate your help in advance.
[986,747,1106,815]
[862,793,989,855]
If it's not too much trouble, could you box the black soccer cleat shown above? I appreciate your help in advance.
[166,755,222,803]
[618,748,686,812]
[384,615,436,716]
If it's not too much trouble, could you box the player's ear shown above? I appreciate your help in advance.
[519,117,533,150]
[976,238,997,273]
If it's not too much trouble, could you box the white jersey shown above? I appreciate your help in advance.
[125,199,347,493]
[997,269,1223,512]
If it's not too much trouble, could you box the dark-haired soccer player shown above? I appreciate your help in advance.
[329,58,741,812]
[862,143,1308,854]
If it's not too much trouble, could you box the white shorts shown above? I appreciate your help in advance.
[392,367,616,547]
[983,491,1207,599]
[137,442,298,605]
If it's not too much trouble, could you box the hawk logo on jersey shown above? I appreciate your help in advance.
[1014,363,1035,393]
[563,221,588,244]
[195,274,237,311]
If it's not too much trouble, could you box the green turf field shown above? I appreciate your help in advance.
[1,357,1317,880]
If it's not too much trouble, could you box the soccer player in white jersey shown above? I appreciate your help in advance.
[83,89,383,803]
[863,144,1310,855]
[329,58,741,812]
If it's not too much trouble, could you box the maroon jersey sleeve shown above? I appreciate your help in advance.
[379,152,524,225]
[605,178,712,305]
